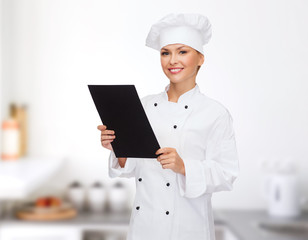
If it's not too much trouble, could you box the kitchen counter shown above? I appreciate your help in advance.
[215,210,308,240]
[1,209,308,240]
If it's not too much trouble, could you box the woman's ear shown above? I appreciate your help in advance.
[198,53,205,66]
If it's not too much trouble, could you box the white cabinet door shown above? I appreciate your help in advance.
[0,225,81,240]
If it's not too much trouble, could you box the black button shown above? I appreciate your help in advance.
[154,103,157,107]
[166,183,170,187]
[173,125,177,129]
[185,105,188,109]
[138,178,142,182]
[166,211,169,215]
[136,206,140,210]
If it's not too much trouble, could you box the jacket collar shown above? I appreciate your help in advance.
[162,83,200,104]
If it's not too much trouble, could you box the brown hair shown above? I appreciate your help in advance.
[197,65,201,73]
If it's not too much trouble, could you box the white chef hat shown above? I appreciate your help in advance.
[145,13,212,54]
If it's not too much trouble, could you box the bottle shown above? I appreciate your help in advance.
[1,118,20,160]
[16,105,28,157]
[10,103,28,157]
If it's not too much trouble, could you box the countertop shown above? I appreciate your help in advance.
[0,209,308,239]
[215,210,308,240]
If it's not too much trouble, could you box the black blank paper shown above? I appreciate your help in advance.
[88,85,161,158]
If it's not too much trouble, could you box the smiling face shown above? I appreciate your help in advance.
[160,43,204,85]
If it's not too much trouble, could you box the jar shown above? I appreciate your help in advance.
[87,181,107,213]
[67,181,85,211]
[108,181,129,213]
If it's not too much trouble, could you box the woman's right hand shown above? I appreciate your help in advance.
[97,125,116,151]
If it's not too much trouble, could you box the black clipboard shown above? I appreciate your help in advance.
[88,85,161,158]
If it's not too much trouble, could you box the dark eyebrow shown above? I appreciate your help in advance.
[161,46,187,51]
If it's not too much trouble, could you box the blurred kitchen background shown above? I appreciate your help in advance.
[0,0,308,240]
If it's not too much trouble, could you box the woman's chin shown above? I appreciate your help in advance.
[168,78,186,84]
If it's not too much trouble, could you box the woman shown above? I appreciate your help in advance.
[97,13,239,240]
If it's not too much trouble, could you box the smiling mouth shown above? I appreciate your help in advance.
[168,68,184,74]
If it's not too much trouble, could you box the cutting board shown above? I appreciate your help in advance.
[16,205,77,221]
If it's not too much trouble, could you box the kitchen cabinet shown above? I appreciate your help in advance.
[0,211,130,240]
[4,209,307,240]
[0,210,241,240]
[0,225,81,240]
[0,225,128,240]
[0,219,235,240]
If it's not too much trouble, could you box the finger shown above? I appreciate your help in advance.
[102,139,114,145]
[161,163,174,169]
[97,125,107,131]
[97,125,106,130]
[101,130,115,137]
[155,148,161,155]
[157,153,173,162]
[102,129,115,135]
[101,135,116,140]
[160,159,174,165]
[156,147,174,155]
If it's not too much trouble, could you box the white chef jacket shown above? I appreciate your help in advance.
[108,83,239,240]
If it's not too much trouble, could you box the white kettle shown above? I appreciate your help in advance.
[263,161,305,218]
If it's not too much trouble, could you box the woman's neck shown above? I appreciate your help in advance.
[167,81,196,103]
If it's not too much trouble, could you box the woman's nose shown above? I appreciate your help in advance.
[169,53,178,65]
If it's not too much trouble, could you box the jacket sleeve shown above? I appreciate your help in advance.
[108,94,153,179]
[176,110,240,198]
[108,149,137,178]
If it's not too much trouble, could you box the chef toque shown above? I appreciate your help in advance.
[145,13,212,54]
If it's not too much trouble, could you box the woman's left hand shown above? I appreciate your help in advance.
[156,148,185,175]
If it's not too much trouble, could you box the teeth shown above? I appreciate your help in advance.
[170,68,182,72]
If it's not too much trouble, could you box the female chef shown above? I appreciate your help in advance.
[97,13,239,240]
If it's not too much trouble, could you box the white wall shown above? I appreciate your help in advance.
[0,0,2,142]
[0,0,3,215]
[1,0,308,210]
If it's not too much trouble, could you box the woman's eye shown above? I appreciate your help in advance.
[179,51,187,54]
[161,52,169,56]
